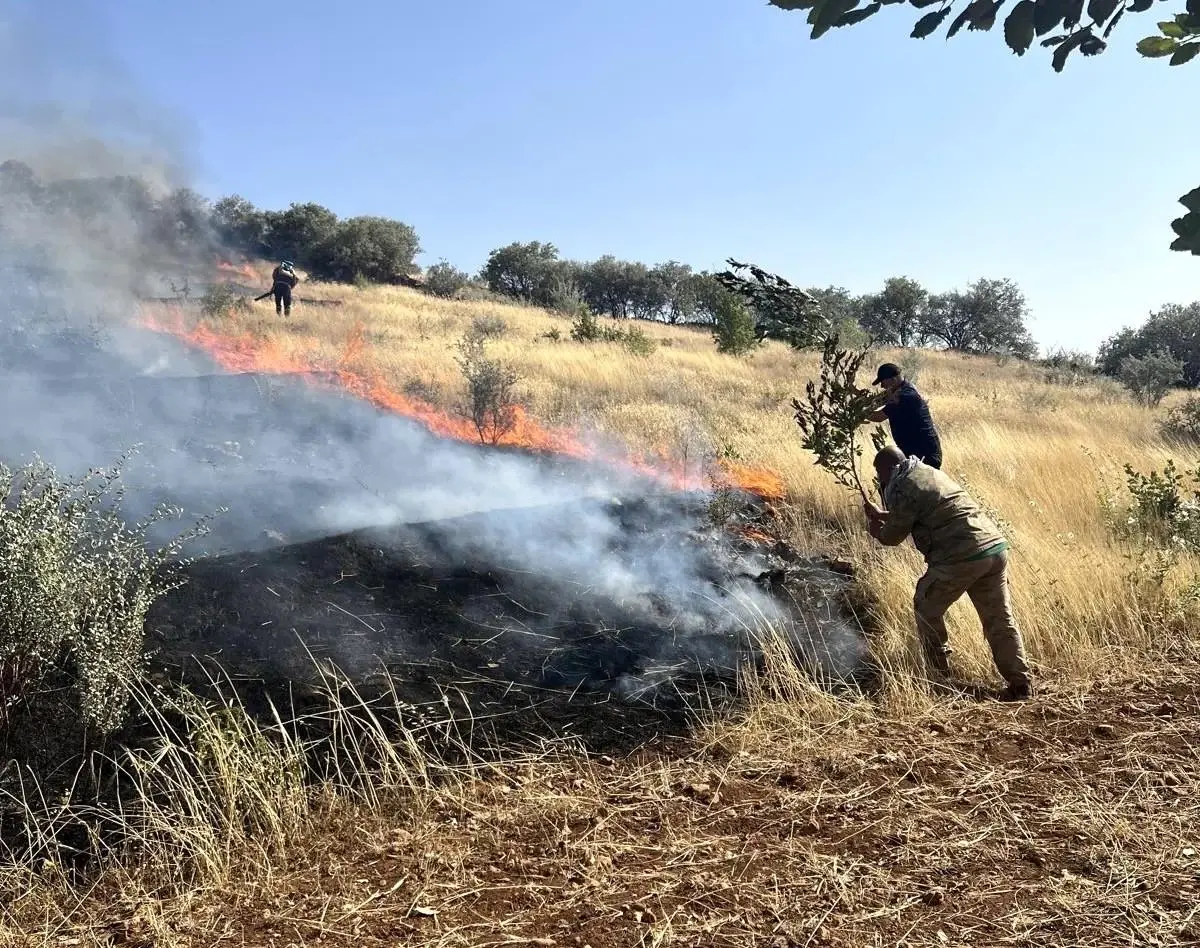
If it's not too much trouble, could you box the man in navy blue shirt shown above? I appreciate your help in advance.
[865,363,943,469]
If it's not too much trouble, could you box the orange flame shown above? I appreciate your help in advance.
[735,526,777,545]
[135,305,787,500]
[215,260,260,283]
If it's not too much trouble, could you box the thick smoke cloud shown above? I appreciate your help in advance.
[0,3,867,698]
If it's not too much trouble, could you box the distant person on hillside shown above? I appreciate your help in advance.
[271,260,299,316]
[863,446,1033,702]
[863,363,942,470]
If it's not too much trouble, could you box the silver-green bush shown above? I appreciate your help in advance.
[0,457,206,735]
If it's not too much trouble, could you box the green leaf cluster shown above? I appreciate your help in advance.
[714,259,828,350]
[791,336,889,501]
[767,0,1200,254]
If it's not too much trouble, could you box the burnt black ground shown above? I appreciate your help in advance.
[2,328,871,800]
[145,494,870,753]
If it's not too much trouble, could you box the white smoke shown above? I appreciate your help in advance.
[0,3,869,699]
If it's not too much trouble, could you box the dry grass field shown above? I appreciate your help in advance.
[4,271,1200,947]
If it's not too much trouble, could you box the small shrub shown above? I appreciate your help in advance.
[570,309,602,343]
[1160,397,1200,444]
[403,377,441,403]
[569,310,654,354]
[545,278,588,316]
[468,314,509,341]
[1105,459,1200,551]
[200,282,251,319]
[1118,349,1182,407]
[0,457,207,738]
[621,325,657,358]
[711,294,760,357]
[455,334,521,445]
[1040,347,1096,386]
[541,327,563,343]
[423,260,469,299]
[706,483,740,528]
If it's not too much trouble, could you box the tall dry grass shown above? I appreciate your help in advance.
[167,278,1200,691]
[4,276,1196,945]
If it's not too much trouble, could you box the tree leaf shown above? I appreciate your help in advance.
[1033,0,1067,35]
[1137,34,1179,55]
[1128,0,1154,12]
[1041,32,1068,42]
[970,0,1004,29]
[1051,28,1087,68]
[1159,19,1187,36]
[1086,0,1120,24]
[1189,0,1200,16]
[1103,8,1125,37]
[947,0,995,36]
[1170,210,1200,254]
[813,0,863,34]
[1062,0,1085,27]
[1180,186,1200,214]
[947,4,975,34]
[910,0,944,7]
[835,1,883,24]
[1005,0,1038,52]
[1170,40,1200,62]
[912,7,953,35]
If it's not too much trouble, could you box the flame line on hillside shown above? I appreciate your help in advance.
[135,304,787,500]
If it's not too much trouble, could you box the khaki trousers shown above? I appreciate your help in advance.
[913,550,1031,688]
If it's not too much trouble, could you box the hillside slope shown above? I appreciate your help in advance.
[7,275,1196,947]
[144,275,1200,684]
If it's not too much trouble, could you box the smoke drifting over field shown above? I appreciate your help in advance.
[0,4,868,706]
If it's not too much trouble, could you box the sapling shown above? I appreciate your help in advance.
[792,335,889,504]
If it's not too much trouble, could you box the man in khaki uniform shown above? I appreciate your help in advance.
[863,446,1033,701]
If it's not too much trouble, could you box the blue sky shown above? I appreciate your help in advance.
[15,0,1200,352]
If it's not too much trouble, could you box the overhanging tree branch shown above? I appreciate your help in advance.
[766,0,1200,255]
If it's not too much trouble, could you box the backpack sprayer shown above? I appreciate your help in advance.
[255,262,296,300]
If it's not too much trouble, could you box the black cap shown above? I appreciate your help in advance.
[872,363,902,386]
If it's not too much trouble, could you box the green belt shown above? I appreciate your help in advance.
[962,540,1009,562]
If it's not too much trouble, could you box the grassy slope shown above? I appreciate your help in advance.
[162,273,1200,682]
[7,275,1200,946]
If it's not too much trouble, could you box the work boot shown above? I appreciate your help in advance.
[997,680,1033,702]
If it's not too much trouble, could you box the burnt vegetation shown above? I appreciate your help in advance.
[6,151,1200,945]
[0,301,872,880]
